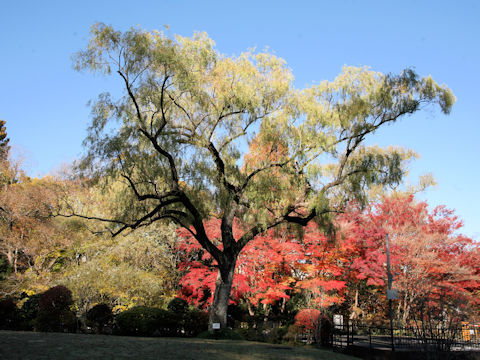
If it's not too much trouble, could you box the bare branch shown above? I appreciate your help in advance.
[110,198,184,236]
[120,174,160,201]
[58,212,128,226]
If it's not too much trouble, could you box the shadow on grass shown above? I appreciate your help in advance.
[0,330,359,360]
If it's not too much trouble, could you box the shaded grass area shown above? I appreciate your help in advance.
[0,330,358,360]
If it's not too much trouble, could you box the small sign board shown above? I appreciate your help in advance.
[212,323,221,330]
[333,314,343,330]
[387,289,399,300]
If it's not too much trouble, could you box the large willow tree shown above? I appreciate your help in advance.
[73,23,454,329]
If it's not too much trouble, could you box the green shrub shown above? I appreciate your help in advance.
[115,306,177,337]
[236,327,266,342]
[86,303,113,334]
[158,309,178,336]
[197,328,243,340]
[35,310,77,333]
[0,298,21,330]
[183,309,209,337]
[284,324,302,344]
[266,326,288,344]
[20,293,42,330]
[34,285,77,333]
[167,297,189,314]
[227,303,248,325]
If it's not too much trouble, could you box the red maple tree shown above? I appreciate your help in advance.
[177,195,480,325]
[338,195,480,324]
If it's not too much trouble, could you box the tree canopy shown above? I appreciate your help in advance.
[72,23,455,327]
[74,22,454,247]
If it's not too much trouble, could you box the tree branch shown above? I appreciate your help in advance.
[120,174,162,201]
[118,70,143,124]
[241,160,291,192]
[235,217,285,252]
[154,72,170,138]
[138,128,180,190]
[207,108,246,142]
[178,192,223,263]
[207,141,237,194]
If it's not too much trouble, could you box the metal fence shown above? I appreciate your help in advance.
[331,322,480,352]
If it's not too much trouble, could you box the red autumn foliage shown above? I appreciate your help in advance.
[294,308,321,331]
[177,195,480,323]
[177,219,301,308]
[337,195,480,322]
[177,218,348,310]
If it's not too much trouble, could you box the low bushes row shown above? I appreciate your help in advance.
[1,285,330,346]
[0,286,208,337]
[0,286,76,332]
[114,304,208,337]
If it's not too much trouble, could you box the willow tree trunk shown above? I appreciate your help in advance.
[208,259,237,330]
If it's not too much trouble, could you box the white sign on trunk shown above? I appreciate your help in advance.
[333,314,344,330]
[333,314,343,326]
[212,323,221,330]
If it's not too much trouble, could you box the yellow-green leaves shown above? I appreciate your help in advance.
[419,75,455,114]
[75,23,454,237]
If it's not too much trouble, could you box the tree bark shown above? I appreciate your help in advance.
[281,297,286,313]
[263,303,270,322]
[247,302,255,316]
[208,259,237,330]
[13,247,17,273]
[6,248,13,267]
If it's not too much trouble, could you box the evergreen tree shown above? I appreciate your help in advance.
[0,120,10,160]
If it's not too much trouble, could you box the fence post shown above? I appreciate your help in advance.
[345,323,349,347]
[369,326,372,351]
[349,322,353,346]
[348,322,351,346]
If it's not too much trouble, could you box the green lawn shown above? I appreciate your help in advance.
[0,330,359,360]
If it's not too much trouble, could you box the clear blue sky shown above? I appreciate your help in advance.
[1,0,479,239]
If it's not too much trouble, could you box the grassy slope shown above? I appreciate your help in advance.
[0,330,359,360]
